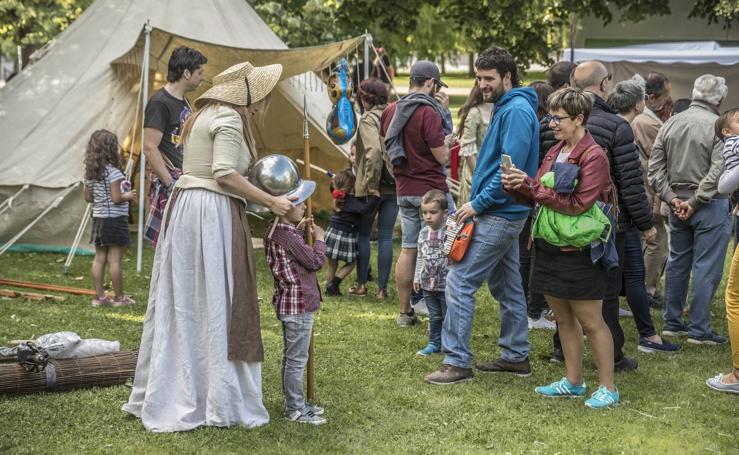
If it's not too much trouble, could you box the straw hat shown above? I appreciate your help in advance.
[194,62,282,109]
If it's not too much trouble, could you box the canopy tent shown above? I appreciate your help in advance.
[562,42,739,109]
[0,0,364,256]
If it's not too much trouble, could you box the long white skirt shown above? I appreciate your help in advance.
[122,189,269,432]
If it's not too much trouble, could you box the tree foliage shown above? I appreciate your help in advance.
[690,0,739,28]
[0,0,92,62]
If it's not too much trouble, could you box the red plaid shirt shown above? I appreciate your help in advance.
[264,221,326,315]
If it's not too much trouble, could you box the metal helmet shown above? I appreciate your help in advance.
[246,154,315,213]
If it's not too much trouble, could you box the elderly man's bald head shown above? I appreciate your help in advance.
[571,61,609,92]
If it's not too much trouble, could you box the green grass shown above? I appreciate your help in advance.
[0,242,737,454]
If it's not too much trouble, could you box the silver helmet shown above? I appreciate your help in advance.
[246,154,316,213]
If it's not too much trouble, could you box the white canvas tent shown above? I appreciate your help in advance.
[0,0,363,256]
[562,42,739,109]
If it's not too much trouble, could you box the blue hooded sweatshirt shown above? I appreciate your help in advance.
[470,87,539,220]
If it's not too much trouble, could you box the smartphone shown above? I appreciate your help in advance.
[501,154,513,173]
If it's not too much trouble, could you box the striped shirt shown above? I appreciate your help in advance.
[264,221,326,315]
[722,135,739,173]
[85,166,128,218]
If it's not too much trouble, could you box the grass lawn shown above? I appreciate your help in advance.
[0,238,737,454]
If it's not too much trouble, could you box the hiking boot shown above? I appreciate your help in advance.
[424,364,474,385]
[687,332,727,345]
[476,357,532,377]
[614,356,638,373]
[396,311,420,327]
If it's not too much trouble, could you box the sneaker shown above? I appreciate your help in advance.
[638,338,681,353]
[306,404,325,416]
[286,408,327,425]
[475,357,532,377]
[91,296,112,307]
[396,311,420,327]
[112,295,135,307]
[549,348,565,364]
[618,307,633,318]
[584,385,619,409]
[687,332,727,345]
[535,377,586,398]
[528,315,556,330]
[412,298,429,316]
[416,343,441,357]
[614,356,638,373]
[424,364,474,385]
[706,373,739,395]
[662,326,689,337]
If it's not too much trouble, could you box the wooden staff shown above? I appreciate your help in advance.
[303,95,316,402]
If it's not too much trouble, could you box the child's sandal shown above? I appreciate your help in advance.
[91,296,112,307]
[112,295,136,307]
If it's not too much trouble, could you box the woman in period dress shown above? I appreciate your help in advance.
[122,62,294,432]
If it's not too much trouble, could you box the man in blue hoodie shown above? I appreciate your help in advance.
[425,47,539,385]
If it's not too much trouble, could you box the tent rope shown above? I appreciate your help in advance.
[0,183,81,256]
[0,184,30,216]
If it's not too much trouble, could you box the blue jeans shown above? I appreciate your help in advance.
[442,214,530,368]
[423,289,446,347]
[357,194,398,289]
[663,198,732,338]
[278,312,314,413]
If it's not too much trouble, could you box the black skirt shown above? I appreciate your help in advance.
[91,216,131,247]
[530,239,607,301]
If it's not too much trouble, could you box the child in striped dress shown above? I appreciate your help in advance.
[83,130,137,307]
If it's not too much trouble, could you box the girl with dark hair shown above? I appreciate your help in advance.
[456,84,493,204]
[350,77,398,298]
[83,130,137,307]
[325,169,362,295]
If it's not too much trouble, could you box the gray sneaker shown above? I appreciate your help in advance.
[396,311,420,327]
[476,357,532,377]
[286,408,327,425]
[424,364,474,385]
[706,373,739,395]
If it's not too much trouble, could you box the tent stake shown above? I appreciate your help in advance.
[136,21,152,274]
[0,183,80,256]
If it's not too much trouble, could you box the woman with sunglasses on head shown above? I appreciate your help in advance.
[503,87,620,409]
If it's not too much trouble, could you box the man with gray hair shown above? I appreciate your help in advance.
[648,74,731,345]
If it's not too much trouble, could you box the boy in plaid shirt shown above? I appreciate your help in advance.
[264,200,328,425]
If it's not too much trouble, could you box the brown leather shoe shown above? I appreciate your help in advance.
[475,357,532,377]
[424,364,474,385]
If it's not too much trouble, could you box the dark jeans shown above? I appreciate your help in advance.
[554,232,626,362]
[423,289,447,347]
[357,194,399,290]
[622,227,657,338]
[519,216,548,318]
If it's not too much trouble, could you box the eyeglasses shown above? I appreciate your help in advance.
[544,113,576,126]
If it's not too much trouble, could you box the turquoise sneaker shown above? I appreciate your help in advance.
[416,343,441,357]
[585,385,619,409]
[535,377,586,398]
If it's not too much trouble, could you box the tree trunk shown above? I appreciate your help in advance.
[440,55,446,75]
[468,52,475,77]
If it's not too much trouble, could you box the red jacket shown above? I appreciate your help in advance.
[509,132,613,215]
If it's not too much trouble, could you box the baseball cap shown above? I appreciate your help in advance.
[409,60,448,88]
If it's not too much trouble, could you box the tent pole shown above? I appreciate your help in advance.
[0,183,80,256]
[368,38,400,101]
[0,184,29,216]
[63,203,92,274]
[137,22,152,274]
[363,32,370,82]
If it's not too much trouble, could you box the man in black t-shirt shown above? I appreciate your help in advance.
[143,46,207,245]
